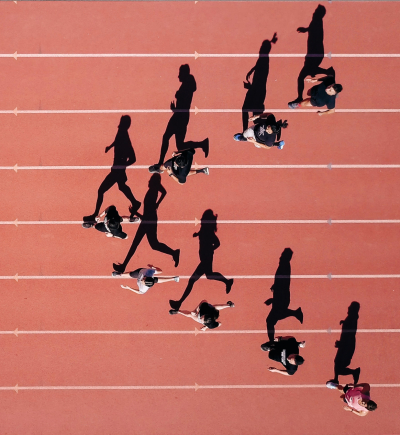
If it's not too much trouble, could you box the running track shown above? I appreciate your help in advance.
[0,2,399,434]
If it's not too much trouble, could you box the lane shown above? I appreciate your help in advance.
[0,334,397,387]
[0,2,399,54]
[0,169,399,221]
[1,113,400,167]
[0,224,398,277]
[1,58,399,109]
[0,388,397,435]
[0,278,398,331]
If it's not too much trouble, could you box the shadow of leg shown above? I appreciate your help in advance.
[169,262,204,309]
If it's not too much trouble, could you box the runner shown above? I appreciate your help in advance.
[326,383,377,416]
[261,336,306,376]
[234,113,287,149]
[169,300,234,330]
[82,205,135,239]
[112,264,179,295]
[288,74,343,116]
[152,148,209,185]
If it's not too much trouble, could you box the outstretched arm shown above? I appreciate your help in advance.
[249,112,273,122]
[268,367,290,376]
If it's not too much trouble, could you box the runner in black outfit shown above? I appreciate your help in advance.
[82,205,132,239]
[83,116,141,223]
[288,74,343,116]
[261,336,306,376]
[158,148,209,185]
[148,64,209,173]
[234,113,288,150]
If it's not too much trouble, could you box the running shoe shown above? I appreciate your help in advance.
[174,276,180,282]
[203,167,209,175]
[288,102,299,109]
[148,165,163,174]
[278,140,285,149]
[233,133,246,141]
[112,271,121,277]
[326,381,339,390]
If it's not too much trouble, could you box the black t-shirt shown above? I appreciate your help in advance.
[310,77,336,109]
[171,149,195,183]
[199,302,218,319]
[268,338,299,375]
[254,121,277,147]
[104,206,123,235]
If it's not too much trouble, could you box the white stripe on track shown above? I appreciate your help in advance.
[2,328,400,336]
[2,164,400,171]
[2,53,400,59]
[0,383,399,393]
[3,219,400,226]
[2,274,400,281]
[1,109,399,115]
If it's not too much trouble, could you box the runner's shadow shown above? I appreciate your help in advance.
[265,248,303,342]
[328,301,361,385]
[241,33,277,132]
[112,174,179,273]
[83,115,140,222]
[290,4,333,103]
[169,209,233,310]
[155,64,209,166]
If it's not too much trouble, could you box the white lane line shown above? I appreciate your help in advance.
[1,383,399,393]
[5,219,400,226]
[3,219,400,226]
[2,274,400,282]
[2,108,400,115]
[2,164,400,171]
[4,52,400,59]
[3,328,400,337]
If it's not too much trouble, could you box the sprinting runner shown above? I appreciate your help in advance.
[288,74,343,116]
[153,148,209,185]
[326,383,377,416]
[261,336,305,376]
[82,205,135,239]
[169,300,234,331]
[112,264,179,294]
[234,113,287,149]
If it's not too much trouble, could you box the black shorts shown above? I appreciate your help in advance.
[163,159,173,170]
[310,98,324,108]
[95,222,127,239]
[129,268,143,279]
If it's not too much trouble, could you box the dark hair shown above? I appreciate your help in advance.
[175,154,188,168]
[294,355,304,365]
[144,277,158,287]
[333,84,343,94]
[366,400,377,411]
[204,319,220,329]
[107,219,119,230]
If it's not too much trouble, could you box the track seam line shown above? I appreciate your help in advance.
[3,274,400,281]
[3,164,400,171]
[2,383,400,393]
[4,328,400,337]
